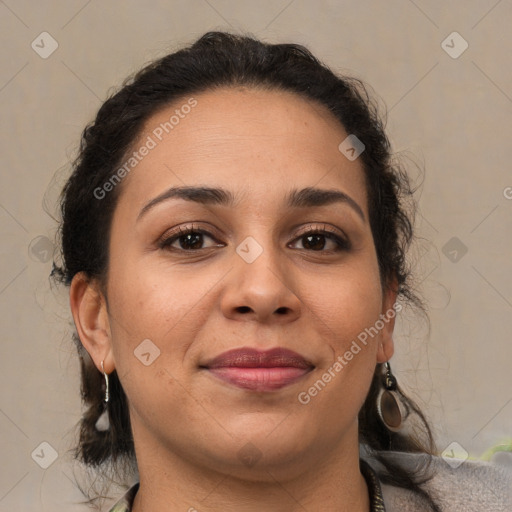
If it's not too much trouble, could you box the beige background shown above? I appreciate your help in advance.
[1,0,511,510]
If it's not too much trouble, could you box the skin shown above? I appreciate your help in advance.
[70,86,397,512]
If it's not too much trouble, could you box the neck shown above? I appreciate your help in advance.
[131,422,370,512]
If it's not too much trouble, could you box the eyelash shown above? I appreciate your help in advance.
[158,223,350,253]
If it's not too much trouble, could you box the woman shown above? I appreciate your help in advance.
[52,31,511,511]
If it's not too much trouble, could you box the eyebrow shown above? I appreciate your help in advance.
[137,185,365,222]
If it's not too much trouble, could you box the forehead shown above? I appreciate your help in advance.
[115,86,368,215]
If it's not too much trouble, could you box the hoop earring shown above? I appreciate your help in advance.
[95,360,111,432]
[376,362,408,432]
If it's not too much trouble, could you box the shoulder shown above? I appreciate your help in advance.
[108,482,139,512]
[367,451,512,512]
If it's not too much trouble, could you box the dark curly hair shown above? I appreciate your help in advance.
[52,30,441,511]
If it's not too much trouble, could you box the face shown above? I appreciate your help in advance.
[76,86,396,479]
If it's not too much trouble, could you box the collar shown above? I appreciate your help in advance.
[360,458,387,511]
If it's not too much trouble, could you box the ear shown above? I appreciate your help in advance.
[69,272,115,374]
[376,275,399,363]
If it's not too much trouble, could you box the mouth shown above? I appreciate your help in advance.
[200,347,315,392]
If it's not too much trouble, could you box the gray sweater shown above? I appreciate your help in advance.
[368,451,512,511]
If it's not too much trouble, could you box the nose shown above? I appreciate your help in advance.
[220,237,302,324]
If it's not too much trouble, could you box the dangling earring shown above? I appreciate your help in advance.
[95,360,111,432]
[101,360,109,403]
[376,362,408,432]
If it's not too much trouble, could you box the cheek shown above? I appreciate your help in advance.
[301,260,383,404]
[305,263,383,350]
[105,264,206,418]
[106,257,222,369]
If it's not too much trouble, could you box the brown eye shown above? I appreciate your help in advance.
[290,228,350,252]
[159,226,222,251]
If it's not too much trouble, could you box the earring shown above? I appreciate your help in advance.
[101,360,109,403]
[95,360,110,432]
[376,362,408,432]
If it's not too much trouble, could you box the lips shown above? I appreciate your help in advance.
[201,347,314,391]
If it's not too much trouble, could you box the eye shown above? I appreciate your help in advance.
[158,225,223,251]
[290,226,350,252]
[158,224,350,253]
